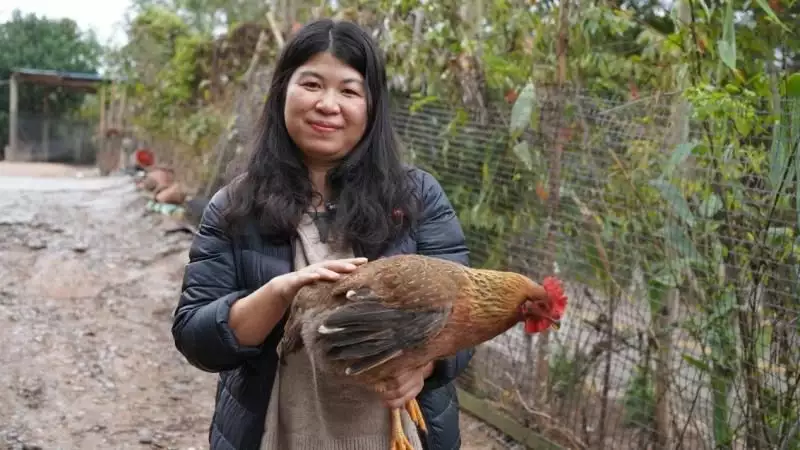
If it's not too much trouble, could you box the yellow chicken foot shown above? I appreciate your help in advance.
[405,399,427,433]
[389,408,414,450]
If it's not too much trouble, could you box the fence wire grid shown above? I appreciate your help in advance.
[391,91,800,450]
[199,84,800,450]
[9,113,97,164]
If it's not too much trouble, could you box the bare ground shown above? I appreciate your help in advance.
[0,162,507,450]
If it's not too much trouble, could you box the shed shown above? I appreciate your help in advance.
[6,68,112,162]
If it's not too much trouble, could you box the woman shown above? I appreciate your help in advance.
[172,19,473,450]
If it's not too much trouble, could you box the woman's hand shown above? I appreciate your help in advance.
[377,362,435,409]
[268,257,369,307]
[229,257,367,347]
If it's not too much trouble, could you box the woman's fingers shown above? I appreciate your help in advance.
[313,267,343,280]
[343,257,369,265]
[278,257,370,303]
[382,377,424,409]
[318,258,368,273]
[289,271,321,289]
[377,367,427,408]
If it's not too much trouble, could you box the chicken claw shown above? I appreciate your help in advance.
[390,408,415,450]
[405,399,427,433]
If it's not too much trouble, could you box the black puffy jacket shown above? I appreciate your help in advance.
[172,167,474,450]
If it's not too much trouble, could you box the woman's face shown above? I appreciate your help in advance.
[284,52,368,164]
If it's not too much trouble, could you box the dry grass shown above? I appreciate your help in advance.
[461,412,520,450]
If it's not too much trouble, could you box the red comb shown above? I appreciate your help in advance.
[542,276,567,318]
[524,277,568,334]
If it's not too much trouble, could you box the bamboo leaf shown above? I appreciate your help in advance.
[409,95,439,113]
[512,140,534,171]
[786,73,800,98]
[698,194,722,218]
[711,374,734,447]
[766,227,794,247]
[792,101,800,228]
[509,82,536,134]
[649,179,696,227]
[751,0,789,31]
[796,139,800,229]
[682,354,711,373]
[661,225,703,262]
[768,117,786,189]
[770,101,800,191]
[717,0,736,71]
[662,141,697,179]
[717,41,736,72]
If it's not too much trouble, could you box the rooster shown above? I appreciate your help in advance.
[277,253,568,450]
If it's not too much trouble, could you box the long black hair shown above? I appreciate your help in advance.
[223,19,419,254]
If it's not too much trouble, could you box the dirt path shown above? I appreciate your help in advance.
[0,168,214,450]
[0,163,507,450]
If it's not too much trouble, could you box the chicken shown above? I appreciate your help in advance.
[277,253,568,450]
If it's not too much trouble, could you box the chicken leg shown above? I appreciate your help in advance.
[405,399,427,433]
[389,400,427,450]
[390,408,414,450]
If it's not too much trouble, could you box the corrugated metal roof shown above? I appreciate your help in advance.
[12,68,108,82]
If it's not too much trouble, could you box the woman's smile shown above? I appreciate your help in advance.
[307,119,342,133]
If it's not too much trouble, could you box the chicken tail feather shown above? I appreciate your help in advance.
[322,301,411,328]
[315,300,448,376]
[345,350,404,376]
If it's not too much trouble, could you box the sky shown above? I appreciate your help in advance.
[0,0,133,47]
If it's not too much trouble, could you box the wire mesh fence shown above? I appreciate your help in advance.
[392,90,800,450]
[197,81,800,449]
[9,113,98,164]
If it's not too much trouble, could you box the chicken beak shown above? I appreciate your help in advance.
[550,321,561,331]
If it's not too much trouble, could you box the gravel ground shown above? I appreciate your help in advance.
[0,162,507,450]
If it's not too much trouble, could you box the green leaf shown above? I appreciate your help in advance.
[717,41,736,72]
[769,101,800,191]
[768,119,787,189]
[767,227,794,246]
[509,82,536,134]
[794,131,800,229]
[698,194,722,218]
[786,73,800,98]
[661,141,696,179]
[682,354,711,373]
[717,0,736,72]
[661,225,703,262]
[733,115,752,136]
[711,372,734,447]
[647,267,673,302]
[512,140,534,171]
[649,179,696,227]
[409,95,439,113]
[752,0,789,31]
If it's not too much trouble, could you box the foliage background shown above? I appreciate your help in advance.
[4,0,800,448]
[109,1,800,448]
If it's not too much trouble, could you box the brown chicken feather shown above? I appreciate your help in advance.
[279,253,561,383]
[277,254,567,450]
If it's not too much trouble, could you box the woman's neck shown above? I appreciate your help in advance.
[308,165,331,210]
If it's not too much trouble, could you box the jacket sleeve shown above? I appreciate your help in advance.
[171,187,262,373]
[412,169,475,391]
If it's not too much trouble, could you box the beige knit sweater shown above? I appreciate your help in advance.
[260,213,423,450]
